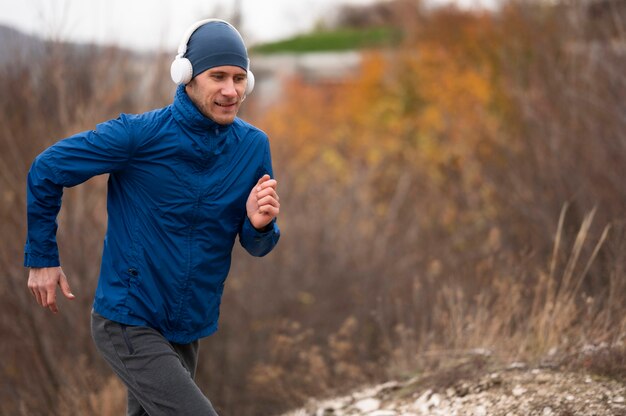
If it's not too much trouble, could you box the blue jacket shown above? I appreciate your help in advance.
[25,85,280,343]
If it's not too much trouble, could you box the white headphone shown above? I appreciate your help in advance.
[170,18,255,96]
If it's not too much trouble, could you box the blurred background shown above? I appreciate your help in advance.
[0,0,624,415]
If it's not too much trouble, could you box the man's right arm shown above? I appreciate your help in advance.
[24,115,137,311]
[24,115,136,267]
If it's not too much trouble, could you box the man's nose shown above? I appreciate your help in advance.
[221,79,237,97]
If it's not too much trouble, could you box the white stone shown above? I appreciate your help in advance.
[412,389,433,413]
[354,398,381,413]
[473,405,487,416]
[566,395,575,401]
[428,393,442,407]
[614,396,625,403]
[369,411,397,416]
[542,406,554,416]
[419,389,433,400]
[378,381,400,391]
[512,385,527,396]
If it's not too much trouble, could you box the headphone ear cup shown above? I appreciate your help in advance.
[245,70,255,95]
[170,57,193,85]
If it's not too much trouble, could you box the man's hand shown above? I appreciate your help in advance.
[27,266,75,314]
[246,174,280,230]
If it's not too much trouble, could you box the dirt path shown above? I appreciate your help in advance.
[282,363,625,415]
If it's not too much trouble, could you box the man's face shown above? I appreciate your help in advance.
[185,65,247,125]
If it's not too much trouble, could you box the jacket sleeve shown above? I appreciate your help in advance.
[238,136,280,257]
[24,115,136,267]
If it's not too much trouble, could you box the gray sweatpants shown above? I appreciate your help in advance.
[91,311,218,416]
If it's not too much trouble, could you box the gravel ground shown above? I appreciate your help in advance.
[281,364,625,416]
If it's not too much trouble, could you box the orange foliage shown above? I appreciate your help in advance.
[256,9,508,236]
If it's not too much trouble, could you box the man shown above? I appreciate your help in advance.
[25,19,280,415]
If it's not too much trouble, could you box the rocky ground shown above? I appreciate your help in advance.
[281,359,626,416]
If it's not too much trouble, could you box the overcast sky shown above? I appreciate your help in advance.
[0,0,496,52]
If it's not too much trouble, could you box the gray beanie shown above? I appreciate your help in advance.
[185,21,248,79]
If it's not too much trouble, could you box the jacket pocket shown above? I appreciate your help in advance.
[125,267,140,288]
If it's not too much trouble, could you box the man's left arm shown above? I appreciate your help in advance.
[240,174,280,256]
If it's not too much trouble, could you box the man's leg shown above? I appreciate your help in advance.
[126,341,201,416]
[91,311,218,416]
[127,392,147,416]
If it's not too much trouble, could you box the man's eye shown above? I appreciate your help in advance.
[212,74,225,80]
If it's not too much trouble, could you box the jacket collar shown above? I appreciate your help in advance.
[171,84,231,133]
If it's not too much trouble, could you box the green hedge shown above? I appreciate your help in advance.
[251,27,402,54]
